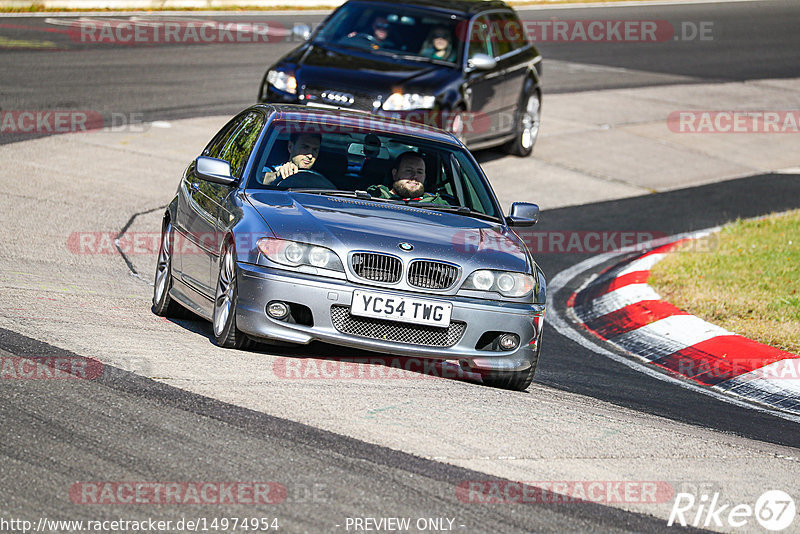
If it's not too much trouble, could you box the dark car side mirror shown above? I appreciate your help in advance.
[293,23,312,41]
[467,53,497,72]
[507,202,539,227]
[196,156,236,186]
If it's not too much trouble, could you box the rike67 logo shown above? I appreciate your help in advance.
[668,490,796,531]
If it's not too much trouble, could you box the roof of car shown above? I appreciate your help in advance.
[344,0,512,17]
[253,104,461,145]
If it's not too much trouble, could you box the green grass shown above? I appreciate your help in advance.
[649,210,800,355]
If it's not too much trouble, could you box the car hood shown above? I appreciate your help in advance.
[246,191,530,272]
[288,43,453,94]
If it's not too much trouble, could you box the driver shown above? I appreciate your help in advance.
[347,15,396,50]
[261,132,322,185]
[367,151,449,205]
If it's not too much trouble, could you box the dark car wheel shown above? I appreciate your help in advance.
[480,333,541,391]
[505,91,541,157]
[152,219,185,317]
[213,241,252,350]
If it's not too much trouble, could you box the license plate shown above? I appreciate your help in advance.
[350,290,452,328]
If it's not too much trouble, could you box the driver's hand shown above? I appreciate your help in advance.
[276,162,299,179]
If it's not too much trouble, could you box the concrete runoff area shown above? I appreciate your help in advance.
[1,76,799,529]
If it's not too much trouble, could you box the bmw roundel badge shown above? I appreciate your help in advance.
[398,242,414,251]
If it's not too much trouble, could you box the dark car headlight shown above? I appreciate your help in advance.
[382,91,436,111]
[462,270,534,298]
[257,238,343,273]
[266,70,297,95]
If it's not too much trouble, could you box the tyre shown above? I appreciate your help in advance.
[504,90,541,157]
[152,219,185,317]
[212,241,252,350]
[480,333,542,391]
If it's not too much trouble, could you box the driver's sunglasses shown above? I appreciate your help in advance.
[433,32,449,39]
[373,22,389,30]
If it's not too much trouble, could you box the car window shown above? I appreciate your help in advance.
[247,120,502,220]
[468,16,493,59]
[314,2,464,65]
[203,114,246,159]
[505,11,528,51]
[219,112,266,179]
[489,12,525,56]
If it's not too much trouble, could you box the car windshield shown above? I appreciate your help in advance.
[246,119,502,220]
[314,2,464,65]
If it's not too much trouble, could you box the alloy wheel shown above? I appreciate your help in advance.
[520,95,540,150]
[213,247,235,337]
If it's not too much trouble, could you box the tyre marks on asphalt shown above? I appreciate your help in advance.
[0,326,701,534]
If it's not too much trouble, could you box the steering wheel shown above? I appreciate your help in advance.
[276,169,337,190]
[433,186,458,206]
[343,32,377,46]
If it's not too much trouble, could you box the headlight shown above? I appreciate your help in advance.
[266,70,297,95]
[462,270,534,298]
[382,92,436,110]
[257,238,343,273]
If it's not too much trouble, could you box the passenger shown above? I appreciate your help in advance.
[367,151,449,205]
[420,27,457,63]
[262,132,321,185]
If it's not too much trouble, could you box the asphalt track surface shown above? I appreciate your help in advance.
[1,1,800,532]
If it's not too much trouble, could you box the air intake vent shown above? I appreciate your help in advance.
[407,260,459,289]
[350,253,402,283]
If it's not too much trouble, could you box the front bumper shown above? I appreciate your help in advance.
[261,86,447,129]
[236,262,544,372]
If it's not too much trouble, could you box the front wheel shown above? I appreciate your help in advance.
[213,242,251,350]
[505,92,540,157]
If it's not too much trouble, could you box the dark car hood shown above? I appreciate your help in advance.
[289,43,454,94]
[246,191,530,272]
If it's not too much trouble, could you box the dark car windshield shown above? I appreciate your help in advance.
[246,119,502,220]
[314,2,465,65]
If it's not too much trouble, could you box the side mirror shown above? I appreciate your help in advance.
[196,156,236,186]
[507,202,539,227]
[467,53,497,72]
[293,23,312,41]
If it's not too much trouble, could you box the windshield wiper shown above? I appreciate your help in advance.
[408,204,502,222]
[287,189,394,201]
[388,53,454,66]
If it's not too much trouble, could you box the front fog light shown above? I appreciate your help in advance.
[498,334,519,351]
[267,301,290,320]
